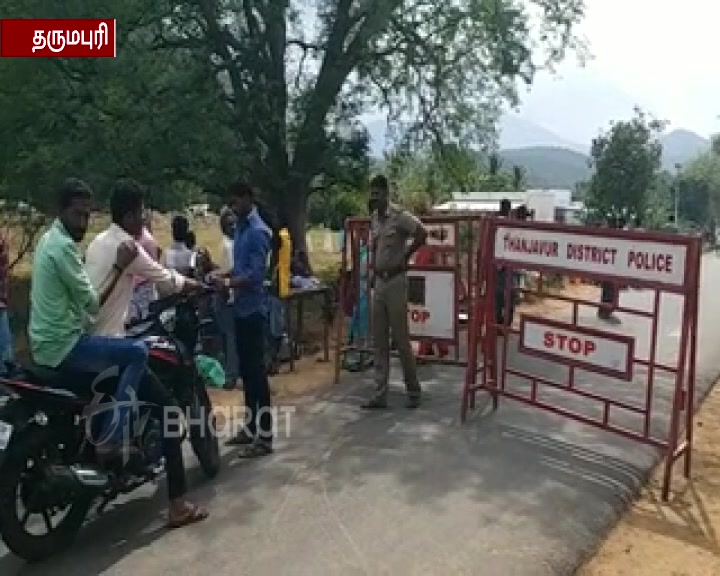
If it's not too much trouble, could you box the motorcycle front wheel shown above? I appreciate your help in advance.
[0,426,92,563]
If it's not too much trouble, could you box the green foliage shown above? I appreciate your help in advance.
[585,107,665,224]
[501,147,592,189]
[308,188,366,230]
[385,143,520,210]
[0,0,236,212]
[713,135,720,157]
[385,144,479,209]
[643,171,673,230]
[677,147,720,228]
[0,0,586,251]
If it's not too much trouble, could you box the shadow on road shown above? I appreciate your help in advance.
[0,369,660,575]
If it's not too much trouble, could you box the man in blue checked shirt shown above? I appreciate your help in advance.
[212,180,274,458]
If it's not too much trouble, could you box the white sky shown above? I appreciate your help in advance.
[516,0,719,144]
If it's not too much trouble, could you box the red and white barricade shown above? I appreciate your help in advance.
[334,214,489,382]
[463,219,702,500]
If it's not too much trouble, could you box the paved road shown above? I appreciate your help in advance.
[3,255,720,575]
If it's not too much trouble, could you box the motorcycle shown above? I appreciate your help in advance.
[0,287,220,562]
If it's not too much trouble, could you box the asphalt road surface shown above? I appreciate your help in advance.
[2,255,720,575]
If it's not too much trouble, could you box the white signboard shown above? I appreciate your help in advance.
[519,315,634,380]
[407,269,456,341]
[525,190,556,222]
[425,222,456,247]
[495,226,688,288]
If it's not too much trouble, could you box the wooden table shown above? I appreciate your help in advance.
[283,285,332,371]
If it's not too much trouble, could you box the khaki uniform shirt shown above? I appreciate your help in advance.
[371,204,422,274]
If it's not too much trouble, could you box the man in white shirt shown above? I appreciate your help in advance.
[163,215,194,275]
[214,207,240,389]
[87,217,196,337]
[85,178,208,528]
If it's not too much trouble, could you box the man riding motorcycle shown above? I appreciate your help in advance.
[84,178,209,528]
[29,178,140,461]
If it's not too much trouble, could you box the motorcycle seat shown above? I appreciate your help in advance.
[1,368,80,404]
[21,364,102,399]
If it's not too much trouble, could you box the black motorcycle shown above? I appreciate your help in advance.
[0,288,220,562]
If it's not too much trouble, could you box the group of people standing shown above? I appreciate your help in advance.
[23,177,280,528]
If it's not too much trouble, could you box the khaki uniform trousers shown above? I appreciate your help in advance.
[372,273,421,401]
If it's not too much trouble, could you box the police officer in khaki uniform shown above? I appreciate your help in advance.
[364,175,428,410]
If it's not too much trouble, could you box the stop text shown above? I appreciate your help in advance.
[519,315,634,380]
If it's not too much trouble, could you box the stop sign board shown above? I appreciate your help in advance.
[518,315,634,380]
[406,269,456,342]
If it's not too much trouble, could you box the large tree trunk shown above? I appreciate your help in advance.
[283,180,312,273]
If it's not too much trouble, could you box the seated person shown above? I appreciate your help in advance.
[128,214,161,322]
[186,230,198,273]
[29,178,141,463]
[163,215,193,276]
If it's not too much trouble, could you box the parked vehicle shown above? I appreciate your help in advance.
[0,288,220,562]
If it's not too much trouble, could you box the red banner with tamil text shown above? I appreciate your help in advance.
[0,19,116,58]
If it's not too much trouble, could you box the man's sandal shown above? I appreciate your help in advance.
[167,503,209,530]
[236,442,274,459]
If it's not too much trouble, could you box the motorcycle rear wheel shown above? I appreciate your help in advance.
[0,427,93,563]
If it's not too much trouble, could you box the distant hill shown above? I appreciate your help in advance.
[659,129,709,170]
[498,129,712,189]
[498,115,585,152]
[499,147,591,189]
[364,114,711,188]
[363,113,587,158]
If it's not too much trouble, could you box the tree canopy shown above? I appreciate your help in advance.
[677,145,720,230]
[0,0,587,251]
[585,107,666,226]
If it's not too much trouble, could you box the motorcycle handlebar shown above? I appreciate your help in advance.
[126,284,215,331]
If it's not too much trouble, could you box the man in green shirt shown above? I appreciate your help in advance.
[29,178,142,461]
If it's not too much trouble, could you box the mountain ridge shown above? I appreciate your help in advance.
[363,116,711,188]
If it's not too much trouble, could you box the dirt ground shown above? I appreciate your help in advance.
[579,382,720,576]
[208,353,336,410]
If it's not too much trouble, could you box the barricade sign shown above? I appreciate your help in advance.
[335,214,488,381]
[519,315,634,380]
[463,219,702,500]
[495,225,688,289]
[407,268,456,341]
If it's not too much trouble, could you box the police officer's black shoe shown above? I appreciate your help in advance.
[361,398,388,410]
[406,396,421,410]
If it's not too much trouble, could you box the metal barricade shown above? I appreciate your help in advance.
[463,219,702,500]
[335,214,489,383]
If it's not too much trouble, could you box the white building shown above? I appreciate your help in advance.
[433,191,525,213]
[433,189,584,223]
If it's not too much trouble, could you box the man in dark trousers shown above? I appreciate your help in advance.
[495,198,514,325]
[214,181,274,458]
